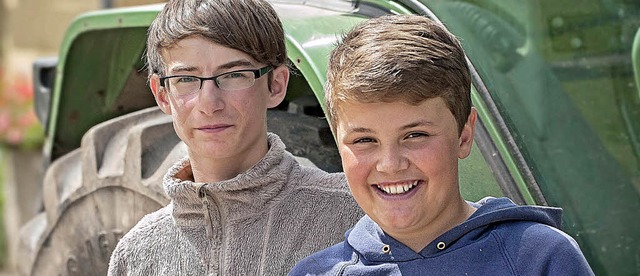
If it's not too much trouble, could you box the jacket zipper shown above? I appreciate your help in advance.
[198,184,215,239]
[197,184,226,276]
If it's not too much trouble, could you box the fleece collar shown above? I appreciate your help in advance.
[163,133,296,227]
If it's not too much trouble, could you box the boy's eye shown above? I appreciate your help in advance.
[222,72,250,79]
[353,137,376,144]
[177,76,198,83]
[406,132,429,139]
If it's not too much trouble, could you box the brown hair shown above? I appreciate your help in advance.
[326,14,471,135]
[146,0,287,77]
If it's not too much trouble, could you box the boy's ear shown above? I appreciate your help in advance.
[458,107,477,159]
[266,65,289,108]
[150,74,172,115]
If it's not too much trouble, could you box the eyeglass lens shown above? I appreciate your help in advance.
[165,70,257,96]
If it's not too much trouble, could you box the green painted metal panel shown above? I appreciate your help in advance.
[470,87,535,204]
[281,11,367,114]
[52,27,153,159]
[421,1,640,275]
[47,5,162,160]
[635,27,640,99]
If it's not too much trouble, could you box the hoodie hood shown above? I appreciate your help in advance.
[347,197,563,263]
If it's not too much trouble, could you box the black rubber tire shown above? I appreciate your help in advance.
[267,109,341,173]
[17,106,341,275]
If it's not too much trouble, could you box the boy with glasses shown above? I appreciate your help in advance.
[107,0,362,275]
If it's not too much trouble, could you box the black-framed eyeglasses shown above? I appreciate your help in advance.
[160,66,272,96]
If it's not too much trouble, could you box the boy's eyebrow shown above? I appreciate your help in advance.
[168,65,198,74]
[167,59,255,74]
[401,120,435,130]
[217,59,254,70]
[348,127,373,133]
[345,120,435,133]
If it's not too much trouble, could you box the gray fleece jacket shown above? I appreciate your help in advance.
[107,133,363,275]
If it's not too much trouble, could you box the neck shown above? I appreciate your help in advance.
[394,197,476,253]
[187,140,269,183]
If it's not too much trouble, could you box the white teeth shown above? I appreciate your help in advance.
[377,181,419,195]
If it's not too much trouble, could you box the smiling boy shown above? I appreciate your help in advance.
[290,14,593,275]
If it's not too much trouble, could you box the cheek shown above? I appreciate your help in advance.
[170,106,189,124]
[169,93,197,109]
[233,92,267,119]
[339,147,371,184]
[412,143,459,175]
[168,95,197,116]
[171,120,188,144]
[338,145,355,170]
[239,100,258,117]
[168,101,195,135]
[174,98,186,108]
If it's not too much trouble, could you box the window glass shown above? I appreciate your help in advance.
[426,0,640,274]
[459,140,504,202]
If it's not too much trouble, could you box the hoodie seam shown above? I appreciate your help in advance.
[491,230,518,275]
[336,252,359,276]
[259,208,275,276]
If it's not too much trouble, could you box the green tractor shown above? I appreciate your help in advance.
[24,0,639,275]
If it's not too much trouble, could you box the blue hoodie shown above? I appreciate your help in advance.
[290,197,593,276]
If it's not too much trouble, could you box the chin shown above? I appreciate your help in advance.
[374,212,420,231]
[190,145,235,159]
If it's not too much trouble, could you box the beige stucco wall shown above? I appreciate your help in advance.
[5,0,100,53]
[3,0,164,54]
[114,0,165,7]
[1,0,165,68]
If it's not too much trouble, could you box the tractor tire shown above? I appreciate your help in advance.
[17,106,341,276]
[266,109,341,173]
[17,107,181,276]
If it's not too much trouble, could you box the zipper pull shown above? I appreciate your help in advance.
[197,184,214,239]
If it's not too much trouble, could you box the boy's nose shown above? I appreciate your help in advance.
[200,79,220,93]
[197,80,225,114]
[375,147,409,173]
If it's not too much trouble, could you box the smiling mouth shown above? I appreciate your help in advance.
[376,180,419,195]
